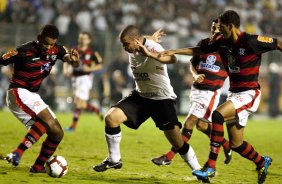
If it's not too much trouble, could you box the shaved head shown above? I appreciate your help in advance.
[119,25,141,42]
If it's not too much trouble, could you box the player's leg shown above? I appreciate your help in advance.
[31,107,64,172]
[93,107,127,172]
[192,100,236,178]
[66,96,82,131]
[152,114,199,165]
[94,90,148,172]
[227,122,271,184]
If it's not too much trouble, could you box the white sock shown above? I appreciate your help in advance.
[105,132,122,163]
[180,145,201,170]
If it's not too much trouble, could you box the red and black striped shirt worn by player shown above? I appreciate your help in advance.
[0,41,67,92]
[201,32,278,92]
[191,38,228,91]
[72,47,100,77]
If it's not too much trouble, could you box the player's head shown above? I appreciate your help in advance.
[218,10,240,38]
[37,24,59,53]
[211,18,219,35]
[78,32,91,47]
[119,25,142,53]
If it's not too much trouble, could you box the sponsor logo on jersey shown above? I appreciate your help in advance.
[41,62,52,73]
[85,54,91,60]
[133,72,150,81]
[156,66,164,70]
[199,55,220,72]
[257,36,273,43]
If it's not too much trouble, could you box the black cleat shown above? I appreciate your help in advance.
[93,158,122,172]
[151,155,172,166]
[196,175,210,183]
[29,166,46,173]
[224,149,232,164]
[257,156,272,184]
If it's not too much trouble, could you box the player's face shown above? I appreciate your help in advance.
[211,21,220,35]
[39,36,57,54]
[121,36,139,53]
[78,34,91,47]
[218,20,232,39]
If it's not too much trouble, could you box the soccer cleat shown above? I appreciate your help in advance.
[29,166,46,173]
[196,176,210,183]
[64,127,75,132]
[257,156,272,184]
[93,158,122,172]
[151,155,172,166]
[192,163,215,179]
[224,149,232,164]
[5,152,21,166]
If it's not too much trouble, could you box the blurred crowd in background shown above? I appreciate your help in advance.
[0,0,281,117]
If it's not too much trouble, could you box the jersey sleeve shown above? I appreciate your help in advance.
[0,48,23,66]
[199,36,222,53]
[147,40,165,53]
[190,40,202,67]
[247,35,278,54]
[57,45,68,61]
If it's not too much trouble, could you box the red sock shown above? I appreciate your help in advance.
[232,141,264,168]
[221,139,231,152]
[86,103,100,114]
[207,112,224,169]
[166,128,193,160]
[15,121,46,157]
[70,108,81,129]
[32,137,61,170]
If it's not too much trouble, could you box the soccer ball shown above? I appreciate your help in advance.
[45,156,68,178]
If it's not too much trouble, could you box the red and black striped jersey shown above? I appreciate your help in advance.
[72,47,100,77]
[191,38,228,91]
[200,32,278,92]
[0,41,67,92]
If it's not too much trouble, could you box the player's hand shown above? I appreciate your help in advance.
[193,74,205,83]
[152,28,165,43]
[70,49,80,67]
[135,39,151,57]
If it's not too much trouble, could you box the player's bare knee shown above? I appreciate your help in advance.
[230,139,243,148]
[184,116,198,129]
[196,121,207,132]
[46,119,64,141]
[105,113,118,128]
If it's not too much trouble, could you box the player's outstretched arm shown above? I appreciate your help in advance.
[136,39,177,64]
[63,49,80,67]
[159,47,203,57]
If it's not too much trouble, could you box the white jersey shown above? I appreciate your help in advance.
[128,39,176,100]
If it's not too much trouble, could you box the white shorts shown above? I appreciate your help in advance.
[6,88,56,129]
[72,75,93,101]
[188,86,221,122]
[227,89,261,126]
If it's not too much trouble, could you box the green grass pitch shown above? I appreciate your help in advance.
[0,111,281,184]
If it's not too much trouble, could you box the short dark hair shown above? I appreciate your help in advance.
[119,25,141,42]
[219,10,240,28]
[38,24,59,39]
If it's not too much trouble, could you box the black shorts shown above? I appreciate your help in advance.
[113,90,182,130]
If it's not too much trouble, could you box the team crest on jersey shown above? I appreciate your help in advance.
[85,54,91,60]
[238,48,245,55]
[227,55,240,73]
[257,36,273,43]
[198,55,220,72]
[51,55,57,61]
[41,62,52,72]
